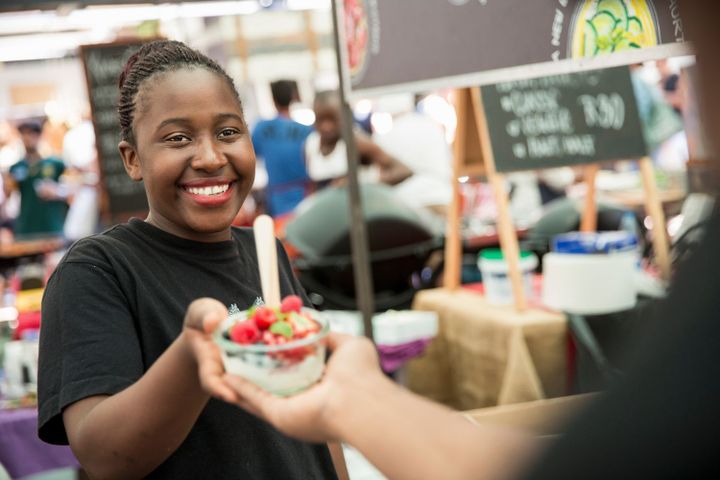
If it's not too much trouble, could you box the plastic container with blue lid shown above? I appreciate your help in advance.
[543,231,639,314]
[552,231,638,255]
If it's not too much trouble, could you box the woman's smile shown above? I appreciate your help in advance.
[179,179,237,207]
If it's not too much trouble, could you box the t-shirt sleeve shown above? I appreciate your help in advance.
[38,261,144,445]
[8,161,21,179]
[54,158,66,178]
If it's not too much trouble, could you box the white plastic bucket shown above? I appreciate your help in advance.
[542,251,637,315]
[478,249,538,305]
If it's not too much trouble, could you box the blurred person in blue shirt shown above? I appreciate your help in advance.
[251,80,313,218]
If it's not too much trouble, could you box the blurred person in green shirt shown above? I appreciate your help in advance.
[4,120,68,240]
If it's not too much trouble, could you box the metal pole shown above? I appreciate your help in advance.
[330,0,375,340]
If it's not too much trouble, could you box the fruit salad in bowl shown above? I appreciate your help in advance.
[215,295,329,396]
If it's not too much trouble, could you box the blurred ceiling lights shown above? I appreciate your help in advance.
[0,0,330,63]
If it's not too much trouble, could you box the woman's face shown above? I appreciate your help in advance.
[121,67,255,242]
[314,103,342,147]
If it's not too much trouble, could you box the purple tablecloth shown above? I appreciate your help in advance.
[0,407,79,479]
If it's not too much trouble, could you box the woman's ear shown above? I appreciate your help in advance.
[119,140,142,181]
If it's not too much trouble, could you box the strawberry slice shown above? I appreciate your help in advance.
[262,330,276,345]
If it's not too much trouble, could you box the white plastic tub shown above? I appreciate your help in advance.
[478,249,538,305]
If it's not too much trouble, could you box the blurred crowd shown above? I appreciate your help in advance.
[244,80,453,233]
[0,59,691,246]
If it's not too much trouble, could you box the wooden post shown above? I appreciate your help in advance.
[330,0,375,339]
[303,10,320,73]
[234,17,249,82]
[443,89,468,290]
[639,157,671,281]
[580,165,600,232]
[472,88,527,311]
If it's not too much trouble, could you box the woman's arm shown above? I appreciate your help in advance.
[62,299,234,480]
[222,334,544,480]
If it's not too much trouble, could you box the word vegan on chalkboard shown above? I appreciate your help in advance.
[80,40,150,219]
[480,66,647,172]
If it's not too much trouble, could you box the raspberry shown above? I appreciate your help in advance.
[280,295,303,314]
[230,321,260,344]
[253,306,276,330]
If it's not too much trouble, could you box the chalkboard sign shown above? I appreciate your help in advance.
[79,40,149,219]
[480,66,647,172]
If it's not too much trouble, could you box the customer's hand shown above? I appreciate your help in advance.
[182,298,236,403]
[223,332,385,443]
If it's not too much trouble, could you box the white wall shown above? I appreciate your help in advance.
[0,57,88,122]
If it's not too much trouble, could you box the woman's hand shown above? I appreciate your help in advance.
[223,333,387,443]
[182,298,238,403]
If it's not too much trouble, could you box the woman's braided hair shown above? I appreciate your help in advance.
[117,39,241,145]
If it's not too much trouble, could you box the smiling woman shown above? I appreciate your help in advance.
[37,40,346,480]
[119,67,255,242]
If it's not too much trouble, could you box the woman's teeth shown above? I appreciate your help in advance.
[185,184,230,196]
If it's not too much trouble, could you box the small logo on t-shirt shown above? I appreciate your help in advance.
[227,297,264,318]
[41,164,56,178]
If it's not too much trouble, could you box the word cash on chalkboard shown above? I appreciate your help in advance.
[481,66,647,173]
[80,40,149,218]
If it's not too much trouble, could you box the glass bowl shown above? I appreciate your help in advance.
[214,308,329,396]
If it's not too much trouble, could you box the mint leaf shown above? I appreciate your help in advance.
[289,311,313,330]
[270,321,293,339]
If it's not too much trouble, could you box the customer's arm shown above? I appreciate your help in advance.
[63,299,234,480]
[223,334,544,480]
[355,133,412,185]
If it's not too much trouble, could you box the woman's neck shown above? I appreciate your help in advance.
[145,212,232,243]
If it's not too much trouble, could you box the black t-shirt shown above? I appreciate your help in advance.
[38,218,337,479]
[522,210,720,479]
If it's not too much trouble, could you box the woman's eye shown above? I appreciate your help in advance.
[218,128,240,139]
[165,134,190,143]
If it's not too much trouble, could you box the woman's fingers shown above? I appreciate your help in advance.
[202,309,224,335]
[184,298,227,332]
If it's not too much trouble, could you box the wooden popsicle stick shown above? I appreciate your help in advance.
[638,157,671,281]
[580,164,600,232]
[253,215,281,307]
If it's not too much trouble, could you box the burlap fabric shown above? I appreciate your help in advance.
[407,288,567,410]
